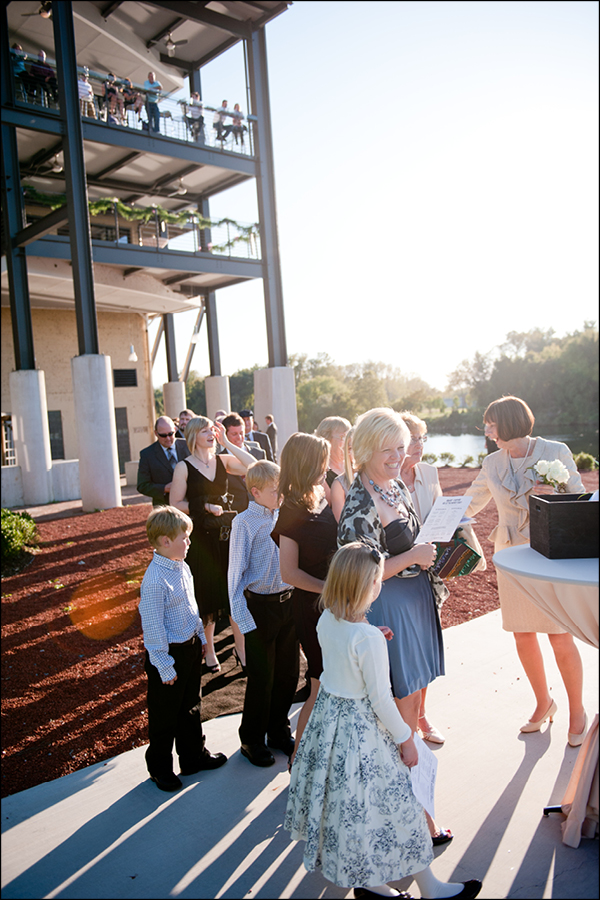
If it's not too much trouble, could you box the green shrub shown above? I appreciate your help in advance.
[439,452,456,466]
[1,508,38,561]
[461,455,475,467]
[477,452,487,467]
[422,453,438,464]
[573,452,597,471]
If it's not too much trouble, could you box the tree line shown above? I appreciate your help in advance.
[154,323,598,439]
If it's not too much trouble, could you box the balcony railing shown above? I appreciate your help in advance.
[39,204,261,260]
[9,51,255,156]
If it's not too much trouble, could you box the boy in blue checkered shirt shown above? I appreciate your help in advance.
[228,461,299,767]
[139,506,227,791]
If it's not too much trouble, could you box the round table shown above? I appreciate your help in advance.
[493,543,599,847]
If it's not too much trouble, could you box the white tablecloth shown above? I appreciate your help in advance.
[494,544,599,847]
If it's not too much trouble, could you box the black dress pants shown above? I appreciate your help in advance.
[144,638,205,777]
[239,595,299,745]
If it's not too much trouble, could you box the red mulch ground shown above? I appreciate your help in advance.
[2,468,597,799]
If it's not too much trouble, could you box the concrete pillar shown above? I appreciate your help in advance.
[254,367,298,452]
[163,381,186,421]
[9,369,53,505]
[71,355,121,511]
[205,375,231,420]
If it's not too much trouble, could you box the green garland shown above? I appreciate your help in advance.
[22,185,259,239]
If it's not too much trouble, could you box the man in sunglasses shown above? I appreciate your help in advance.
[137,416,190,506]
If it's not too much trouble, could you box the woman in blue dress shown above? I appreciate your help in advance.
[338,407,452,846]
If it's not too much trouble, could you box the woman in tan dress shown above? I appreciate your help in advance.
[466,396,587,745]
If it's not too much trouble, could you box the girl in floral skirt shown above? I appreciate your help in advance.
[284,542,481,900]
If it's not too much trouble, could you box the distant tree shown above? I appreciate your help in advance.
[154,388,164,416]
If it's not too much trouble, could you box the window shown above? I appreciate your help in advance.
[47,410,65,459]
[113,369,138,388]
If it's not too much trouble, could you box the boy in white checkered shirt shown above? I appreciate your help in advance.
[139,506,227,791]
[228,461,299,767]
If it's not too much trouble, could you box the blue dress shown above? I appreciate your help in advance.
[367,513,445,698]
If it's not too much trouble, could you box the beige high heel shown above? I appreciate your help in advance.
[568,711,588,747]
[520,699,557,733]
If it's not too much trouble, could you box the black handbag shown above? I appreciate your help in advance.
[203,492,237,541]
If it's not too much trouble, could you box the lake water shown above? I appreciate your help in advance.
[423,433,598,466]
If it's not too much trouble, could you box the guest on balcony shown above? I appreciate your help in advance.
[10,44,36,101]
[122,77,143,122]
[185,92,204,142]
[212,100,229,141]
[78,69,96,118]
[228,103,247,145]
[30,50,58,104]
[103,73,124,121]
[144,71,163,133]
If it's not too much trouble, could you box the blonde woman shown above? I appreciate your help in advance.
[466,396,587,745]
[338,408,452,846]
[330,426,356,522]
[271,433,338,764]
[170,416,255,672]
[315,416,351,503]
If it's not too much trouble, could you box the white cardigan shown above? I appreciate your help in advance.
[317,609,411,745]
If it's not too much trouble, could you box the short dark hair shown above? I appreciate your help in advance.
[222,413,244,431]
[483,396,535,441]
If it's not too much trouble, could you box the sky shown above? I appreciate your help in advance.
[150,0,599,393]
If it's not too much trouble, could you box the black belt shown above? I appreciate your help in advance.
[244,588,294,603]
[174,634,200,646]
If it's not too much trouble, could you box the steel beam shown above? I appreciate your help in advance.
[163,313,178,381]
[144,1,252,38]
[95,151,142,179]
[1,4,36,371]
[246,28,287,367]
[180,303,205,382]
[12,206,69,247]
[150,317,165,367]
[53,0,99,355]
[204,292,222,377]
[0,106,63,135]
[26,236,264,279]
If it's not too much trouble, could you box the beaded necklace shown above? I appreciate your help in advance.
[368,479,406,511]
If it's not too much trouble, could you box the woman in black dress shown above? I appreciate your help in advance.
[170,417,255,671]
[271,432,338,763]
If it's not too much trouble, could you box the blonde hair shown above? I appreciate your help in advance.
[146,505,192,547]
[246,460,280,493]
[400,411,427,436]
[343,425,356,486]
[278,432,330,510]
[185,415,212,454]
[315,416,352,444]
[483,396,535,441]
[352,408,410,472]
[320,542,384,621]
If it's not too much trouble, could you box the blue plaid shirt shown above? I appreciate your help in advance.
[228,501,292,634]
[139,551,206,682]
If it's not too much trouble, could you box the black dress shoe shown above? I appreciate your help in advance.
[180,750,228,774]
[422,881,482,900]
[240,743,275,767]
[354,889,413,899]
[149,772,183,792]
[267,735,296,758]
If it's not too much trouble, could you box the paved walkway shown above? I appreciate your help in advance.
[2,610,598,899]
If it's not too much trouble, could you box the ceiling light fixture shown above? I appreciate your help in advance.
[51,155,63,173]
[128,345,138,362]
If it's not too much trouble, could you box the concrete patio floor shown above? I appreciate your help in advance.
[2,609,598,900]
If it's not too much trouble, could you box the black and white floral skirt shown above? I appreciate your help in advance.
[284,687,433,888]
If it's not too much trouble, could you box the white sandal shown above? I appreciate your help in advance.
[418,716,445,744]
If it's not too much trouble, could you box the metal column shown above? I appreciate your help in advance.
[163,313,179,382]
[52,0,99,355]
[1,4,35,370]
[246,27,287,368]
[199,197,223,377]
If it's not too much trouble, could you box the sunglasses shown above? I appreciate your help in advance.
[157,431,175,438]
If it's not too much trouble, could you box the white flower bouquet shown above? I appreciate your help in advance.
[529,459,570,493]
